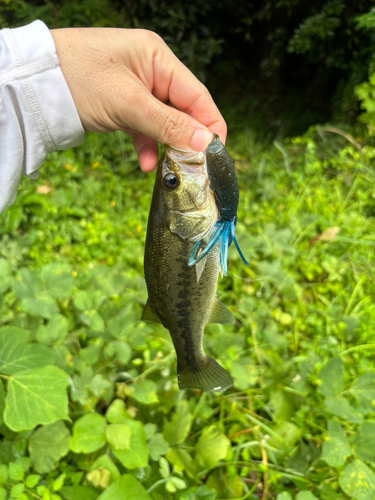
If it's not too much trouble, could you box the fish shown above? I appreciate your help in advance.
[142,144,234,392]
[189,135,248,275]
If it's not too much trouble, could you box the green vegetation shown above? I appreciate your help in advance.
[2,0,375,130]
[2,91,375,498]
[2,2,375,499]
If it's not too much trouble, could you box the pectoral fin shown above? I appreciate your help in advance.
[141,300,161,323]
[195,247,208,283]
[208,298,235,325]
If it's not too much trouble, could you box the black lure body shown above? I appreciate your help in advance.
[189,135,248,275]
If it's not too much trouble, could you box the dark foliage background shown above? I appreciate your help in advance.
[2,0,375,134]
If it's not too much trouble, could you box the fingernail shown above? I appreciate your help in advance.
[190,129,213,152]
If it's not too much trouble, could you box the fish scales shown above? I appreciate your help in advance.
[143,147,234,392]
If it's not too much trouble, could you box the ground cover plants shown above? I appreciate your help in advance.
[1,118,375,500]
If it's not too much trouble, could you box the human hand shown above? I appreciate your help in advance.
[50,28,227,172]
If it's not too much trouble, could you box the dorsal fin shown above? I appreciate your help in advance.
[208,298,235,325]
[141,300,161,323]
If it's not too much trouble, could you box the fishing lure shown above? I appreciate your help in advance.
[188,135,248,275]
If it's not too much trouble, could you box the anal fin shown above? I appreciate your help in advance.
[141,300,161,323]
[208,298,235,325]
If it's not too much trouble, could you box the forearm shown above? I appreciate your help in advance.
[0,20,85,214]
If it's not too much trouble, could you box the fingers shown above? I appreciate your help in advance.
[151,37,227,144]
[131,132,158,172]
[111,79,215,153]
[51,27,227,161]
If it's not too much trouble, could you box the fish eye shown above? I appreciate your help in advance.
[163,173,180,190]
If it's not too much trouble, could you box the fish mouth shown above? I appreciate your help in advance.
[165,146,206,166]
[165,144,195,154]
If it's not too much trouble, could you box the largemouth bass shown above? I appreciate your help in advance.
[143,145,234,392]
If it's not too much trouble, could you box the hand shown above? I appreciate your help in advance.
[50,28,227,172]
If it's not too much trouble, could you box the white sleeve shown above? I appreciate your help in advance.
[0,20,85,214]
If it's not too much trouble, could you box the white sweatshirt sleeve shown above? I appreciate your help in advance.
[0,20,85,214]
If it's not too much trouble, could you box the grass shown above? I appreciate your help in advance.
[0,124,375,499]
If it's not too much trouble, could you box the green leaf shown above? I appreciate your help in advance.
[59,485,98,500]
[0,381,5,427]
[195,426,230,469]
[90,455,121,483]
[144,423,157,440]
[321,420,352,467]
[147,433,170,461]
[339,459,375,500]
[176,485,217,500]
[22,296,60,319]
[229,358,258,391]
[0,465,8,485]
[166,477,186,493]
[97,474,151,500]
[106,399,130,423]
[353,421,375,464]
[318,357,345,396]
[69,413,107,454]
[106,424,132,450]
[269,390,296,421]
[36,315,69,346]
[13,270,43,300]
[74,291,93,311]
[159,457,170,478]
[0,488,5,500]
[87,468,111,489]
[4,365,69,431]
[25,475,40,488]
[89,374,112,401]
[130,380,159,405]
[80,310,105,331]
[277,493,293,500]
[0,259,12,294]
[41,264,74,300]
[350,373,375,414]
[112,420,148,469]
[81,345,101,366]
[5,207,23,232]
[166,448,197,476]
[15,457,30,474]
[0,326,54,375]
[268,421,300,450]
[0,442,12,465]
[74,290,103,311]
[29,421,71,473]
[10,483,24,498]
[163,400,193,446]
[53,472,66,491]
[9,462,23,481]
[116,343,132,364]
[296,492,319,500]
[324,396,363,423]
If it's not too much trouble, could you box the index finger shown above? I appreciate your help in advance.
[152,41,227,144]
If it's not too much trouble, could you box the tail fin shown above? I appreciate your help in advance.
[178,355,233,392]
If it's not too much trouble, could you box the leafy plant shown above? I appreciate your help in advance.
[1,120,375,499]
